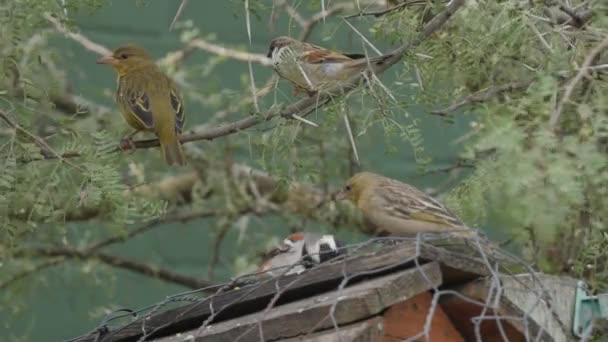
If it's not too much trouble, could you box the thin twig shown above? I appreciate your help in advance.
[207,223,231,280]
[1,209,218,289]
[87,209,219,251]
[344,0,428,19]
[190,39,272,66]
[0,258,64,290]
[45,14,111,56]
[47,14,270,67]
[16,246,212,289]
[0,109,86,172]
[415,159,475,177]
[169,0,189,31]
[275,0,307,27]
[550,35,608,128]
[431,82,528,116]
[342,113,360,166]
[557,1,592,28]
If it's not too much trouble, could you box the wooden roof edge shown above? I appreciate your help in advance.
[74,240,495,342]
[440,272,578,341]
[152,262,442,342]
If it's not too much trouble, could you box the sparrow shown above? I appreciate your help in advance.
[97,45,186,166]
[266,36,391,96]
[335,172,476,237]
[257,232,343,276]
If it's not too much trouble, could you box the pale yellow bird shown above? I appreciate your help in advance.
[335,172,475,237]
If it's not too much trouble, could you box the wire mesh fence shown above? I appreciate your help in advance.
[67,233,577,342]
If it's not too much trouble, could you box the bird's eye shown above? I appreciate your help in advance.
[344,184,352,191]
[119,53,128,60]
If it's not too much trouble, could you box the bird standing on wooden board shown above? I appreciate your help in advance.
[257,232,343,277]
[266,36,391,97]
[335,172,476,238]
[97,45,186,166]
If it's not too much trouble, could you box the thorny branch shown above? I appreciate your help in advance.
[0,258,65,290]
[273,0,353,42]
[550,35,608,128]
[3,209,219,289]
[344,0,428,19]
[45,14,111,56]
[37,0,465,160]
[186,39,271,66]
[0,109,85,172]
[169,0,189,31]
[431,82,530,116]
[14,246,212,289]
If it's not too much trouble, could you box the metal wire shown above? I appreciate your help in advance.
[66,233,577,342]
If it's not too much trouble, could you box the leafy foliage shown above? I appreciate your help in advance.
[1,0,608,339]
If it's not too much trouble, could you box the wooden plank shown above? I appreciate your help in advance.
[382,291,464,341]
[88,243,417,341]
[152,262,441,342]
[278,316,384,342]
[76,241,490,342]
[439,274,577,342]
[418,241,496,286]
[498,274,577,342]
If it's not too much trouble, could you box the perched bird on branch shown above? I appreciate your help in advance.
[97,45,186,166]
[266,36,390,96]
[335,172,476,237]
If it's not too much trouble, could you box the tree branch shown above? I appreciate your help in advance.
[550,35,608,128]
[344,0,428,19]
[417,158,476,177]
[188,39,272,66]
[47,13,270,68]
[300,4,349,41]
[2,208,220,289]
[86,209,219,251]
[169,0,189,31]
[431,82,529,116]
[0,109,85,172]
[40,0,467,159]
[15,246,212,289]
[45,14,111,56]
[0,258,64,290]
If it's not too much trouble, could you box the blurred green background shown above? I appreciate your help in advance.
[2,1,481,340]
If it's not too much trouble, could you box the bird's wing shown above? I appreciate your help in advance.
[170,89,185,133]
[117,81,154,129]
[376,181,466,228]
[300,43,360,64]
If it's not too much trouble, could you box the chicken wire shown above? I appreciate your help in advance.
[67,233,575,342]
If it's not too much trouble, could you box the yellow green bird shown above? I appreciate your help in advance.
[335,172,475,237]
[97,45,186,166]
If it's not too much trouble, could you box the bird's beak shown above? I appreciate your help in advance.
[334,190,347,201]
[96,55,117,65]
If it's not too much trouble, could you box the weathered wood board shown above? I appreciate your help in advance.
[74,240,495,342]
[278,316,385,342]
[440,273,578,342]
[153,262,441,341]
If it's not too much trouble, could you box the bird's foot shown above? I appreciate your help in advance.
[119,137,137,154]
[292,86,302,97]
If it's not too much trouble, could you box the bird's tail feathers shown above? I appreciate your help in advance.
[158,128,186,166]
[161,140,186,166]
